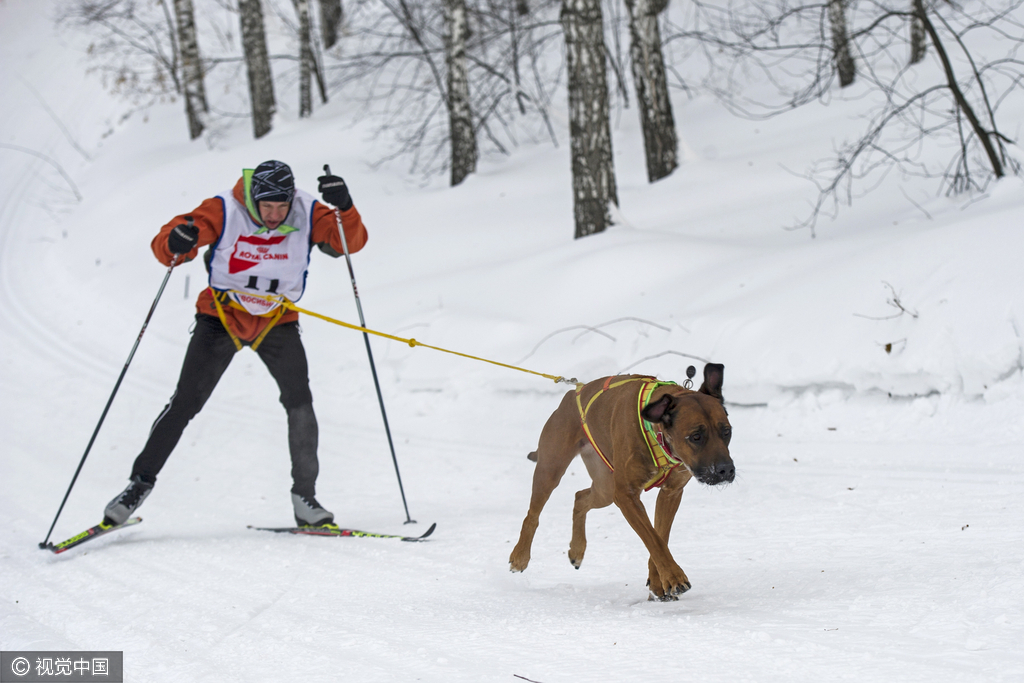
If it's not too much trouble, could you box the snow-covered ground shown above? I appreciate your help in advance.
[2,1,1023,681]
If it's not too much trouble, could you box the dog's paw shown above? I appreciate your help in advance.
[670,580,691,597]
[648,574,691,600]
[568,544,584,569]
[508,552,530,573]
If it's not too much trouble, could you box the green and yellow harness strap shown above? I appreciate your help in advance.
[637,380,683,491]
[576,377,683,491]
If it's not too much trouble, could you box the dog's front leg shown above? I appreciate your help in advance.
[647,469,692,600]
[614,482,691,598]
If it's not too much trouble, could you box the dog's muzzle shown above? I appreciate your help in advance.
[694,460,735,485]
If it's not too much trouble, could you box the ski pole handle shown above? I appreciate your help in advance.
[323,165,359,293]
[164,218,189,271]
[169,216,191,269]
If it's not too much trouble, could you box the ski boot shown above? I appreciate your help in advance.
[292,493,334,527]
[103,475,154,525]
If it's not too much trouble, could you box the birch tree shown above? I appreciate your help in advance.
[173,0,208,139]
[670,0,1023,233]
[828,0,855,87]
[913,2,1008,185]
[623,0,677,182]
[909,0,927,64]
[562,0,618,238]
[57,1,181,108]
[294,0,314,118]
[329,1,561,180]
[239,0,276,138]
[446,0,477,186]
[319,0,344,49]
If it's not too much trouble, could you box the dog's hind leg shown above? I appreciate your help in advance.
[510,393,584,573]
[509,443,577,572]
[568,447,614,569]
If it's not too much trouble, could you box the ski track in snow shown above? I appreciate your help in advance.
[3,1,1024,681]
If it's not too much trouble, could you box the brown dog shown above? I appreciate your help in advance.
[509,364,733,600]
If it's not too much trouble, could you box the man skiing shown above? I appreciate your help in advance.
[102,160,366,528]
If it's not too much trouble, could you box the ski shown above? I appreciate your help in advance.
[248,521,436,542]
[43,517,143,554]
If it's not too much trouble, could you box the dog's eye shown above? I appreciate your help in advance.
[689,432,702,443]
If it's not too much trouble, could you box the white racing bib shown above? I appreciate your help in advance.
[208,188,316,315]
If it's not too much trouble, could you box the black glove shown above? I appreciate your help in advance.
[318,174,353,211]
[167,221,199,254]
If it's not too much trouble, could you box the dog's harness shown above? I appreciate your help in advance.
[575,377,683,491]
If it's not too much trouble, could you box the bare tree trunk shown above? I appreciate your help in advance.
[916,5,1003,179]
[624,0,677,182]
[561,0,618,239]
[319,0,343,49]
[306,0,329,103]
[157,0,182,93]
[311,41,329,104]
[294,0,313,118]
[909,0,927,64]
[239,0,276,139]
[509,1,527,115]
[828,0,855,87]
[445,0,477,186]
[173,0,207,139]
[605,0,631,105]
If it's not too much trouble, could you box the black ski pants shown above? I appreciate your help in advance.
[130,314,320,497]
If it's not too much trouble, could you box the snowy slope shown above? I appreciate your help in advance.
[2,1,1023,681]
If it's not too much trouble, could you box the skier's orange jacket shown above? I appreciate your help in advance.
[152,176,368,342]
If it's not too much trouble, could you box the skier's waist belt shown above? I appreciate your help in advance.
[211,288,286,352]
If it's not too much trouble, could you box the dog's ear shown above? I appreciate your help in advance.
[699,363,725,402]
[641,394,676,427]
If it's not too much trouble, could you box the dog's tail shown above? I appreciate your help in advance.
[527,451,538,462]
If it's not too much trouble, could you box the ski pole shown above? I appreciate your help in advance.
[324,165,415,524]
[39,221,188,549]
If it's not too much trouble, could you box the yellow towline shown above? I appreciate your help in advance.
[227,290,579,386]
